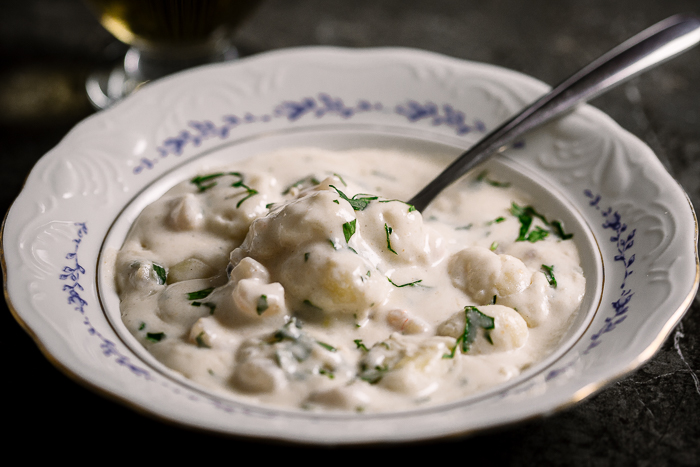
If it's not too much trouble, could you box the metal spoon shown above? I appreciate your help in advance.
[408,13,700,212]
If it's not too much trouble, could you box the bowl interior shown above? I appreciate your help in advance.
[97,126,604,411]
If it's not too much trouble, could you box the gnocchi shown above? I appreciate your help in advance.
[115,148,585,412]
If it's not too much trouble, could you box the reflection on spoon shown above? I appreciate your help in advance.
[408,13,700,212]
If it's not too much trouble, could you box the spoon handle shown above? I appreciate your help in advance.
[408,13,700,212]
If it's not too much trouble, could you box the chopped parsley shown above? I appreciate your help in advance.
[256,295,269,315]
[387,277,423,288]
[153,263,167,285]
[542,264,558,288]
[443,306,495,358]
[304,252,310,262]
[359,364,389,384]
[270,317,303,343]
[191,172,258,207]
[328,238,342,250]
[316,341,337,352]
[333,173,347,186]
[490,241,499,251]
[384,223,398,255]
[456,224,473,231]
[282,175,320,194]
[318,368,335,379]
[527,226,549,242]
[354,339,369,351]
[138,322,146,331]
[229,172,259,208]
[265,202,275,209]
[378,199,416,212]
[487,216,506,225]
[329,185,378,211]
[343,219,357,243]
[510,203,573,242]
[191,173,225,192]
[191,301,216,314]
[195,332,210,348]
[146,332,165,343]
[551,221,574,240]
[476,170,511,187]
[187,287,215,300]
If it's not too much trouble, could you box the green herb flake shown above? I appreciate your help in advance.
[333,199,339,204]
[384,223,398,255]
[487,217,506,225]
[265,203,275,209]
[191,172,259,206]
[354,339,369,351]
[510,202,573,242]
[343,219,357,243]
[318,368,335,379]
[443,306,495,358]
[492,295,497,304]
[328,238,342,250]
[187,287,215,300]
[146,332,166,343]
[490,241,499,251]
[456,224,473,231]
[316,341,337,352]
[329,185,378,211]
[359,364,389,384]
[191,173,224,192]
[282,175,321,195]
[476,170,511,187]
[542,264,558,288]
[551,221,574,240]
[195,331,210,348]
[256,295,269,315]
[378,199,416,212]
[229,172,259,208]
[526,226,549,243]
[387,277,423,288]
[153,263,167,285]
[138,322,146,331]
[304,252,310,262]
[208,369,214,376]
[511,202,535,241]
[333,173,347,186]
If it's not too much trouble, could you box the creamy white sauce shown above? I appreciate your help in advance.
[115,148,585,412]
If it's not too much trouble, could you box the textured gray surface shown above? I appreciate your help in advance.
[2,0,698,463]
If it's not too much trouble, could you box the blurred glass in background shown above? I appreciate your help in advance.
[84,0,262,108]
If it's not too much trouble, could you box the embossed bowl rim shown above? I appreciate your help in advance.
[2,47,698,444]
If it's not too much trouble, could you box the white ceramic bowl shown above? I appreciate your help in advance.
[3,47,697,444]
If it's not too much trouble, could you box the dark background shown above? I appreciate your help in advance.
[2,0,699,463]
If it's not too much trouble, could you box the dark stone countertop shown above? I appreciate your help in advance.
[2,0,698,463]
